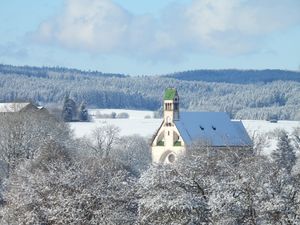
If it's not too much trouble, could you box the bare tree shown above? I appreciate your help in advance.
[113,135,151,173]
[84,125,120,158]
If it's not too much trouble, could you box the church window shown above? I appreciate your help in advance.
[166,116,172,126]
[156,132,165,146]
[167,153,176,163]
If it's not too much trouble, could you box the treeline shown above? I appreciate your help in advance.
[164,69,300,84]
[0,64,126,79]
[0,111,300,224]
[1,65,300,120]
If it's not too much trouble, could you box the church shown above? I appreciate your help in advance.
[151,88,252,163]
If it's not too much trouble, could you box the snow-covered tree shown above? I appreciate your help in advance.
[62,94,77,122]
[209,152,300,224]
[0,111,71,177]
[293,127,300,150]
[113,135,151,174]
[0,140,137,225]
[209,155,270,224]
[79,101,89,121]
[271,130,296,173]
[137,164,210,225]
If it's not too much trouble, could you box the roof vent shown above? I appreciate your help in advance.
[212,126,216,130]
[199,125,204,130]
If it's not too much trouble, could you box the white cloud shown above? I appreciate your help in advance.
[33,0,300,61]
[35,0,130,52]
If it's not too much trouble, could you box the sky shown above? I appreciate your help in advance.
[0,0,300,75]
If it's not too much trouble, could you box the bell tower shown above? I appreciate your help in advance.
[151,88,184,164]
[163,88,179,126]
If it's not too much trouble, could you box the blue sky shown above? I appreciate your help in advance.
[0,0,300,75]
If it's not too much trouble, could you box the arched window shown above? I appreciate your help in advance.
[156,131,165,146]
[173,131,181,146]
[166,116,172,126]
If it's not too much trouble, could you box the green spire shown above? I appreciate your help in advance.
[164,88,177,100]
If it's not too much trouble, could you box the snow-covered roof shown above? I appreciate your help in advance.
[0,102,31,113]
[175,112,252,146]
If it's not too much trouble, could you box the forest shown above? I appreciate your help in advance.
[1,64,300,120]
[0,110,299,224]
[164,69,300,84]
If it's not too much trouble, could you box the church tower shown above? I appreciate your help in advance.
[151,88,183,163]
[163,88,179,125]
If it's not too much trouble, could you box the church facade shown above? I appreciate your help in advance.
[151,88,252,163]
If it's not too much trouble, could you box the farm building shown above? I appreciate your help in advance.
[0,102,48,114]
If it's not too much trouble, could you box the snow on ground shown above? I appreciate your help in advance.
[70,109,162,139]
[70,109,300,154]
[89,109,154,119]
[242,120,300,135]
[242,120,300,154]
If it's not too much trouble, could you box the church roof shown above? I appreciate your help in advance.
[174,112,252,147]
[164,88,177,100]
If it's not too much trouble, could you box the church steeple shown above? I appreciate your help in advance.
[163,88,179,125]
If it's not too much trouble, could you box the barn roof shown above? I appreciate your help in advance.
[174,112,252,146]
[0,102,31,112]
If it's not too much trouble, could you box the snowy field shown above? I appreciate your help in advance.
[70,109,162,139]
[242,120,300,154]
[70,109,300,153]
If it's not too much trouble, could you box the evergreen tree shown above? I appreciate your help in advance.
[79,101,88,121]
[62,95,76,122]
[271,130,296,173]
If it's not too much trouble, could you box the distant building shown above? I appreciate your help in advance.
[151,88,252,163]
[0,102,48,114]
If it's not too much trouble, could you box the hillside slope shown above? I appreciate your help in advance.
[1,64,300,120]
[163,69,300,84]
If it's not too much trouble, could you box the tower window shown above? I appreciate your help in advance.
[166,117,172,126]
